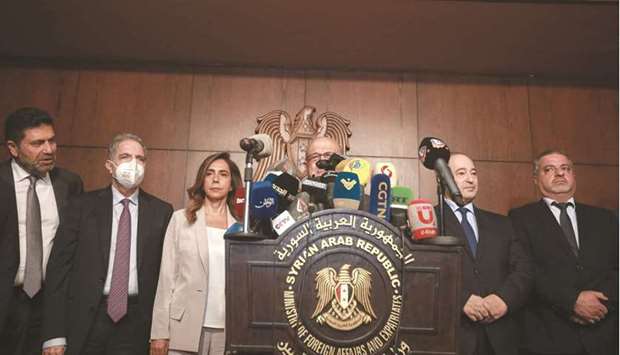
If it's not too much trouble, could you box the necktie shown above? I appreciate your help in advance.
[457,207,477,257]
[23,175,42,298]
[107,199,131,323]
[552,202,579,256]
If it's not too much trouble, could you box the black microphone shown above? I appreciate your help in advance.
[301,177,328,209]
[240,134,273,160]
[418,137,464,205]
[316,153,347,171]
[271,172,300,211]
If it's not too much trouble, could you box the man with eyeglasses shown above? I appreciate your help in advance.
[304,136,341,178]
[509,150,618,355]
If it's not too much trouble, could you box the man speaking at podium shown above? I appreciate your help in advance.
[440,153,532,355]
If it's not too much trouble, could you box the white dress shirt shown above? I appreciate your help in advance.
[543,197,580,247]
[11,159,59,285]
[445,198,479,242]
[104,186,140,296]
[203,226,226,328]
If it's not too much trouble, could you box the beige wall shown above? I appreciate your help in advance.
[0,66,617,213]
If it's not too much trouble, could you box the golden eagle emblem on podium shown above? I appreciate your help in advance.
[253,106,351,180]
[311,264,377,331]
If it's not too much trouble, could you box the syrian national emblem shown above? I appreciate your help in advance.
[311,264,377,331]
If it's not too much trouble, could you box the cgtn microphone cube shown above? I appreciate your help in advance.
[407,199,438,240]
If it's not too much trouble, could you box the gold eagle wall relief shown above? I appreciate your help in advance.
[253,106,352,180]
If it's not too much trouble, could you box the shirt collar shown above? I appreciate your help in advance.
[111,185,139,206]
[444,198,475,215]
[11,159,52,185]
[543,196,576,209]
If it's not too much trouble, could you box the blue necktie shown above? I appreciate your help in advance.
[457,207,477,257]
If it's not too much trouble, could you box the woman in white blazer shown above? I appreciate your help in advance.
[150,152,242,355]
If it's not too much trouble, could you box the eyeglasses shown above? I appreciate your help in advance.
[306,151,335,162]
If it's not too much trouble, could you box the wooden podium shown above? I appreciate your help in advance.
[225,209,462,355]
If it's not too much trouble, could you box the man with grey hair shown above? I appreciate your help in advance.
[509,150,618,355]
[42,133,173,355]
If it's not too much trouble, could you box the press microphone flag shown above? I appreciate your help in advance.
[390,186,413,229]
[250,181,279,220]
[408,199,438,240]
[369,174,391,221]
[333,172,362,210]
[340,158,371,186]
[233,186,245,220]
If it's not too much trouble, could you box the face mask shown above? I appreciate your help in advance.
[111,158,144,189]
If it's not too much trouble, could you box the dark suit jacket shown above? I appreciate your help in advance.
[509,200,619,355]
[42,186,173,355]
[0,159,83,332]
[438,205,532,355]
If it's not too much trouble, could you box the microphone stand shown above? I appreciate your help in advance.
[436,175,446,236]
[226,151,263,239]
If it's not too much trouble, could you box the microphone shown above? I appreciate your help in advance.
[271,192,312,236]
[316,153,347,171]
[407,199,438,240]
[418,137,463,205]
[340,158,372,186]
[263,170,282,183]
[374,162,398,187]
[390,186,413,230]
[271,172,300,210]
[301,177,328,209]
[321,171,338,209]
[240,134,273,160]
[369,174,391,221]
[333,172,362,209]
[233,186,245,220]
[250,181,279,221]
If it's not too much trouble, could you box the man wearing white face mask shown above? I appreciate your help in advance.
[41,133,173,355]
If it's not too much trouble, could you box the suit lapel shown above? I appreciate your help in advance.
[194,207,209,274]
[0,160,14,187]
[473,207,491,260]
[49,169,68,220]
[534,200,576,259]
[96,188,114,268]
[442,207,476,260]
[137,190,151,271]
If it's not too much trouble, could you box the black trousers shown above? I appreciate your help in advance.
[0,287,43,355]
[75,296,149,355]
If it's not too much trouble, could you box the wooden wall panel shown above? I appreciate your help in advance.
[55,147,109,191]
[188,69,305,152]
[304,72,418,157]
[71,70,193,149]
[569,165,618,211]
[0,68,79,145]
[528,84,618,165]
[418,77,532,162]
[419,161,538,215]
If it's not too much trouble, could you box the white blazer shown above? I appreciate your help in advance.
[150,206,235,352]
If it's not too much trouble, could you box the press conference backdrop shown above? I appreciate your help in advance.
[0,66,617,213]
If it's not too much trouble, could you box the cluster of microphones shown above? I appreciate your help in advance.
[228,135,458,242]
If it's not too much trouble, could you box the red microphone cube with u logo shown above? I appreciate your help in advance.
[407,199,438,240]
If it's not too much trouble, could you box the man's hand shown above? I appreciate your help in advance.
[463,295,491,322]
[43,346,65,355]
[574,291,608,323]
[150,339,170,355]
[481,294,508,323]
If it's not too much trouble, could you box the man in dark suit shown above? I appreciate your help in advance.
[509,150,618,355]
[438,153,532,355]
[0,107,83,355]
[42,133,173,355]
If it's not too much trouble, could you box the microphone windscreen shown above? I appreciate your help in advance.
[335,158,351,172]
[250,181,278,220]
[263,170,282,183]
[251,133,273,159]
[288,192,311,220]
[407,199,438,240]
[418,137,450,170]
[333,172,361,210]
[374,162,398,187]
[369,174,391,221]
[233,186,245,220]
[272,172,300,209]
[390,186,414,209]
[301,177,327,204]
[341,158,372,186]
